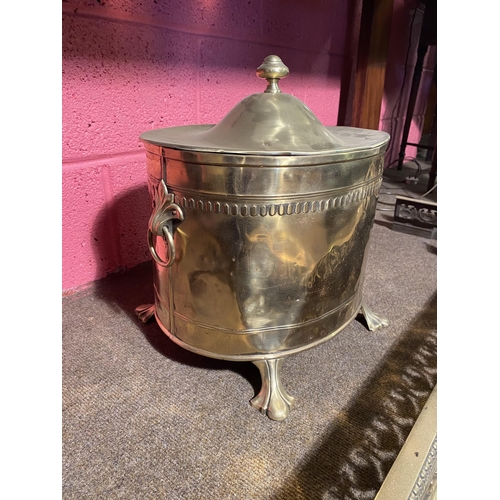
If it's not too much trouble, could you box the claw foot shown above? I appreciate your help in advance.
[250,358,294,421]
[359,303,389,331]
[135,304,155,323]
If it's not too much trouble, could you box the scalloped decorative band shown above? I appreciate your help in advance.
[166,178,382,217]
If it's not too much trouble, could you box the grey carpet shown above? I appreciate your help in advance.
[62,175,437,500]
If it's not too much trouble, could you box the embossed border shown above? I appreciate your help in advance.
[164,178,382,217]
[409,435,437,500]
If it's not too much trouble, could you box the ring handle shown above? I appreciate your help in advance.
[148,225,176,268]
[147,180,184,268]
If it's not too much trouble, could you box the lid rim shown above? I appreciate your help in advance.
[141,131,390,167]
[140,125,390,158]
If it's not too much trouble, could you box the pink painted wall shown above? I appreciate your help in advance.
[62,0,434,292]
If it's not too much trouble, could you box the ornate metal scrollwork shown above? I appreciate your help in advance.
[147,180,184,268]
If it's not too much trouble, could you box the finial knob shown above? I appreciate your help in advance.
[256,55,289,94]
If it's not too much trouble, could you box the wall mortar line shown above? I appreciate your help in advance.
[62,4,344,58]
[63,150,145,169]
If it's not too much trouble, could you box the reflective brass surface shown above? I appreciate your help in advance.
[147,180,184,268]
[137,55,390,420]
[251,359,294,421]
[140,55,389,159]
[256,54,289,94]
[145,147,385,361]
[360,303,389,331]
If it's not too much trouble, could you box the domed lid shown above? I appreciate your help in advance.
[140,55,389,161]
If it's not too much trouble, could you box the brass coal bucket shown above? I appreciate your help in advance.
[136,56,390,421]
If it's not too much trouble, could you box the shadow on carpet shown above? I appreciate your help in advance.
[271,293,437,500]
[87,261,436,500]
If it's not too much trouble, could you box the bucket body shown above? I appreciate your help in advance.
[143,128,387,361]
